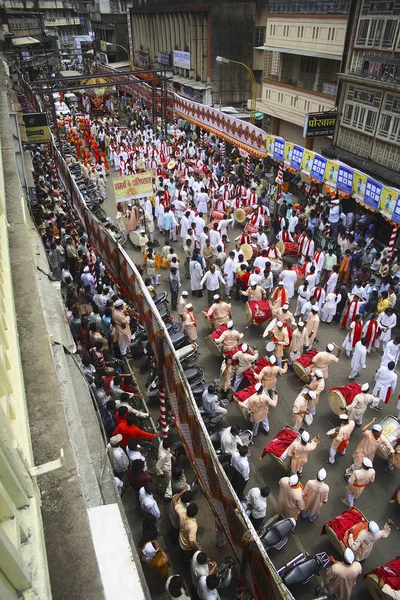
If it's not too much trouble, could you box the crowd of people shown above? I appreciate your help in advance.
[34,101,400,600]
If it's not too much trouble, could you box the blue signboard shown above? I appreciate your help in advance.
[158,51,170,66]
[310,155,327,183]
[290,145,304,171]
[273,138,285,162]
[364,177,382,211]
[392,193,400,225]
[337,165,354,195]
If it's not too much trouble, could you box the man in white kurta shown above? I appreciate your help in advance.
[382,337,400,367]
[371,360,398,408]
[306,306,320,348]
[348,338,368,380]
[279,266,297,299]
[347,383,379,425]
[321,549,362,600]
[376,308,397,351]
[242,384,277,435]
[276,474,305,520]
[327,414,355,464]
[300,468,329,522]
[348,520,391,561]
[289,321,309,365]
[223,252,237,295]
[287,431,319,474]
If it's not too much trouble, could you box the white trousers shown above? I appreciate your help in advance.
[252,417,269,436]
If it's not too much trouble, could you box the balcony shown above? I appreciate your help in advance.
[256,79,336,127]
[44,16,81,26]
[5,0,80,8]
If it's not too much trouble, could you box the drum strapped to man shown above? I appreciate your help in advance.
[240,243,253,261]
[210,209,224,222]
[129,229,142,249]
[234,208,246,223]
[244,222,259,236]
[205,335,224,356]
[283,241,298,256]
[276,240,285,256]
[323,508,368,554]
[328,389,348,416]
[376,415,400,460]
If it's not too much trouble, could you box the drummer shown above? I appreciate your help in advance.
[214,320,244,354]
[232,343,259,391]
[289,321,309,366]
[271,282,288,313]
[292,389,315,430]
[326,414,355,465]
[347,383,380,425]
[276,225,294,244]
[254,355,288,396]
[275,304,296,327]
[265,242,282,262]
[306,369,325,415]
[255,226,268,251]
[310,344,341,379]
[241,383,277,436]
[208,294,232,329]
[287,431,320,475]
[240,282,266,302]
[270,321,289,367]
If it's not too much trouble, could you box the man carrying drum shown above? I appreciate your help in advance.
[288,321,309,366]
[310,343,341,379]
[326,414,355,465]
[269,321,289,367]
[214,320,244,354]
[208,294,231,329]
[254,355,287,396]
[347,383,380,426]
[292,389,315,430]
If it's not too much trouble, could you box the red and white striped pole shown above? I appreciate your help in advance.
[159,383,168,439]
[200,129,204,148]
[245,154,251,176]
[382,225,398,276]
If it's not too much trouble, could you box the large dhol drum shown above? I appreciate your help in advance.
[205,324,228,356]
[251,244,261,259]
[129,229,142,249]
[283,241,298,256]
[276,241,285,256]
[210,209,224,222]
[366,565,400,600]
[328,383,362,416]
[377,415,400,459]
[261,426,300,471]
[321,508,368,554]
[234,208,246,223]
[202,307,213,330]
[245,300,272,326]
[240,244,253,261]
[293,348,318,383]
[244,222,259,236]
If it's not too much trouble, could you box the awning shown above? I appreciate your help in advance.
[255,45,342,61]
[171,75,210,90]
[107,61,129,70]
[12,36,41,46]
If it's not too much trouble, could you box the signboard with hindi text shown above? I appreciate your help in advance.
[303,111,338,138]
[22,112,50,143]
[173,50,190,70]
[113,172,153,202]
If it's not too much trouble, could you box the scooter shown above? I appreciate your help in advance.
[278,552,331,588]
[216,556,236,588]
[259,515,297,551]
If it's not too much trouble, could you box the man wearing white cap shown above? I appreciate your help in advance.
[306,305,320,348]
[276,473,305,520]
[200,265,226,305]
[241,383,278,436]
[292,389,315,430]
[112,299,132,357]
[271,281,288,313]
[178,290,189,325]
[320,548,362,600]
[311,344,341,379]
[307,370,325,415]
[321,290,341,323]
[345,417,394,476]
[270,320,289,367]
[371,360,398,409]
[347,383,379,425]
[274,304,295,328]
[183,304,198,341]
[214,321,244,354]
[255,355,287,396]
[208,294,231,329]
[326,414,355,464]
[382,336,400,367]
[343,456,376,508]
[300,468,329,522]
[287,431,320,475]
[232,343,259,391]
[348,519,392,562]
[279,264,297,299]
[288,321,309,366]
[107,434,129,475]
[240,281,265,301]
[348,337,368,381]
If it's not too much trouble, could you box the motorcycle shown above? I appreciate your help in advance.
[145,366,205,402]
[216,556,236,588]
[278,552,331,588]
[258,515,297,551]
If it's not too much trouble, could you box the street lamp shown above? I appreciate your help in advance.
[215,55,256,124]
[105,41,132,69]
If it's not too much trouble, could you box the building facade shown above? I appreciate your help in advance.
[253,0,349,153]
[326,0,400,188]
[129,0,256,107]
[92,0,130,65]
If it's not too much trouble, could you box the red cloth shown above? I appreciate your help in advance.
[366,558,400,590]
[261,427,298,459]
[296,348,318,368]
[234,383,256,403]
[321,508,364,540]
[227,343,254,362]
[248,300,272,325]
[209,324,228,340]
[329,383,362,405]
[352,320,363,349]
[244,357,271,384]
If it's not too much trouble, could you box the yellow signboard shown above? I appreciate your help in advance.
[380,186,398,219]
[113,172,154,202]
[22,112,51,143]
[283,142,294,167]
[352,170,367,202]
[266,135,275,157]
[324,160,339,189]
[301,150,315,177]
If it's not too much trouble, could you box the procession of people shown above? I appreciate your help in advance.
[38,99,400,600]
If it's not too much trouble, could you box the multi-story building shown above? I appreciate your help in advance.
[92,0,131,65]
[128,0,256,106]
[254,0,349,154]
[325,0,400,188]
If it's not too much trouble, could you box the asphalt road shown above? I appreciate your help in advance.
[103,171,400,600]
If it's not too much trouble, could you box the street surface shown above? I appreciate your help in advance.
[103,170,399,600]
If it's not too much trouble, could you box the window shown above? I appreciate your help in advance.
[300,57,317,74]
[342,85,382,134]
[255,26,266,46]
[361,0,400,16]
[355,16,398,48]
[377,92,400,143]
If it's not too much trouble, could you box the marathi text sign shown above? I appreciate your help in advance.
[303,111,338,138]
[113,172,153,202]
[23,112,50,143]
